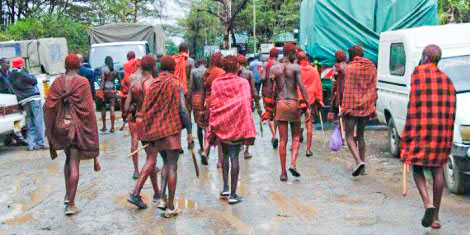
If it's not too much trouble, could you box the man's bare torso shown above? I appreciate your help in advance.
[190,66,206,94]
[271,62,301,100]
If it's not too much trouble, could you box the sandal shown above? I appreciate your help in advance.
[421,207,436,228]
[244,151,252,159]
[127,194,148,209]
[306,150,313,157]
[220,191,230,199]
[65,205,80,216]
[352,162,365,177]
[162,208,180,218]
[157,198,167,210]
[431,220,441,229]
[280,174,288,182]
[272,138,278,149]
[228,194,243,205]
[289,167,301,177]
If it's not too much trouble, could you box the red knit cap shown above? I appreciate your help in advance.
[65,54,81,70]
[11,57,25,69]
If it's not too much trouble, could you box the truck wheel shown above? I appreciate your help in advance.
[388,118,400,157]
[444,154,469,194]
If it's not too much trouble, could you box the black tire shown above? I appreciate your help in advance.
[388,118,400,157]
[444,154,470,194]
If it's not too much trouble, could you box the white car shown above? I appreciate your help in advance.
[0,93,25,144]
[376,23,470,194]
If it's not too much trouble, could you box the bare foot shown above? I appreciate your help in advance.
[94,159,101,172]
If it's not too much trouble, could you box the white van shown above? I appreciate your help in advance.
[376,23,470,194]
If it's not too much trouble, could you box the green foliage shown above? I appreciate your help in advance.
[439,0,470,23]
[166,40,179,55]
[1,16,89,54]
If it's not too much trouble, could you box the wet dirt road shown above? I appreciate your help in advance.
[1,116,470,235]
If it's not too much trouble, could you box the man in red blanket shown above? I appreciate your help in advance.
[202,52,225,167]
[297,52,323,157]
[262,48,279,149]
[120,51,139,131]
[401,45,456,229]
[271,44,309,181]
[129,55,192,218]
[208,56,256,204]
[44,54,101,216]
[342,46,377,177]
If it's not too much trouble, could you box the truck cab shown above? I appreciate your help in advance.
[376,24,470,194]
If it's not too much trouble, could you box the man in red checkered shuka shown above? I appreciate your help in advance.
[401,45,456,229]
[341,45,377,177]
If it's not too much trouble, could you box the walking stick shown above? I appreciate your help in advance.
[402,162,409,196]
[338,105,346,140]
[189,141,200,177]
[318,110,325,137]
[127,144,149,158]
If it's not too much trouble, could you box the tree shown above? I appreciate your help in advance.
[440,0,470,23]
[165,40,178,55]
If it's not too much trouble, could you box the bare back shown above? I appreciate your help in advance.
[271,62,308,101]
[190,66,206,94]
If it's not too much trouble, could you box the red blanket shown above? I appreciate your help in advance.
[342,57,377,117]
[140,72,183,142]
[174,53,188,94]
[298,60,323,106]
[400,64,456,167]
[44,74,99,159]
[208,73,256,144]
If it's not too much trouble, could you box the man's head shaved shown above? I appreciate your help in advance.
[422,44,442,64]
[222,56,239,73]
[141,54,156,72]
[127,51,136,60]
[179,43,189,53]
[65,54,81,70]
[160,55,176,72]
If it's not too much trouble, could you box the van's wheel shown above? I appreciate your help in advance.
[444,154,469,194]
[388,118,400,157]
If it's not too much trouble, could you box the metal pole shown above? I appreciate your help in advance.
[253,0,256,54]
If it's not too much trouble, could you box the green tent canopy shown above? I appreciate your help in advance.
[299,0,438,66]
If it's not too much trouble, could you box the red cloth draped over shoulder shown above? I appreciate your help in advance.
[208,73,256,145]
[174,53,189,94]
[44,74,99,159]
[121,58,139,95]
[298,60,323,108]
[140,72,183,142]
[400,64,456,167]
[342,57,377,117]
[203,66,225,107]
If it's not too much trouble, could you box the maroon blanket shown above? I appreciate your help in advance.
[44,74,99,159]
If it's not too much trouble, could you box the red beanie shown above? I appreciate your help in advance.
[65,54,81,70]
[12,57,25,69]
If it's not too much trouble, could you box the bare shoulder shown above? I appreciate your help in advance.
[271,63,283,75]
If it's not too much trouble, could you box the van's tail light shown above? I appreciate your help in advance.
[0,105,20,116]
[460,125,470,142]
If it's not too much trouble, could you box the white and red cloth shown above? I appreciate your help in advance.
[208,73,256,144]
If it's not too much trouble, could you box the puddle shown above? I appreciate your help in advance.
[2,213,33,225]
[176,197,198,210]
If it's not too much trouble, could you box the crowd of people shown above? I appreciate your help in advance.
[0,40,454,229]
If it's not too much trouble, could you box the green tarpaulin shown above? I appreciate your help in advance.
[299,0,438,66]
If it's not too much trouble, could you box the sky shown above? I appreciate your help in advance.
[143,1,189,44]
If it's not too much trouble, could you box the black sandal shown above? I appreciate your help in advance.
[289,167,301,177]
[422,207,436,228]
[352,162,365,177]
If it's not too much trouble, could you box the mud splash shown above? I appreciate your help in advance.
[270,192,317,220]
[2,213,33,225]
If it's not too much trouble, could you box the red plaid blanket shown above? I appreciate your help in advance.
[400,64,456,167]
[342,57,377,117]
[174,53,189,94]
[208,73,256,144]
[140,72,183,141]
[44,74,99,159]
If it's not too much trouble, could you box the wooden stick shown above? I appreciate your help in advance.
[338,106,346,140]
[189,142,200,177]
[318,110,325,137]
[402,163,409,197]
[128,144,149,158]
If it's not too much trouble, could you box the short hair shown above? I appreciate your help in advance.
[127,51,136,60]
[210,52,223,68]
[141,55,156,72]
[196,59,206,68]
[65,54,81,70]
[160,55,176,72]
[179,43,189,53]
[422,44,442,64]
[222,56,239,73]
[269,48,279,58]
[348,45,364,60]
[335,50,346,63]
[237,55,247,65]
[283,44,297,62]
[297,52,308,62]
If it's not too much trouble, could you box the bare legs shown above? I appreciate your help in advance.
[63,147,81,215]
[305,111,313,156]
[344,117,367,176]
[100,98,115,132]
[221,143,242,203]
[269,121,278,149]
[130,146,160,209]
[413,166,445,227]
[160,150,179,210]
[130,126,139,179]
[197,127,204,151]
[277,121,301,181]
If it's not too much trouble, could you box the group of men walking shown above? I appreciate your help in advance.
[41,40,456,229]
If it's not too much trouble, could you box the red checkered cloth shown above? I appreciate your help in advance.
[342,57,377,117]
[140,72,183,142]
[207,73,256,144]
[400,64,456,167]
[44,74,99,159]
[174,53,189,94]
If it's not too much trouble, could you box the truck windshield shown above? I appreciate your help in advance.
[89,44,146,70]
[438,55,470,93]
